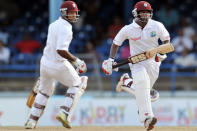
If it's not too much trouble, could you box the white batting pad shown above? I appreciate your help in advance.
[66,76,88,121]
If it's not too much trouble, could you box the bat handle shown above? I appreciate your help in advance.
[112,59,129,69]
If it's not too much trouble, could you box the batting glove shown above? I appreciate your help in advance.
[102,58,116,75]
[155,53,167,62]
[73,58,87,74]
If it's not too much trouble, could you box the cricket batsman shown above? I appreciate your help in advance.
[25,1,88,129]
[102,1,174,130]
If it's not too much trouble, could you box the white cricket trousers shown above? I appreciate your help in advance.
[39,61,81,96]
[129,60,160,122]
[130,60,160,88]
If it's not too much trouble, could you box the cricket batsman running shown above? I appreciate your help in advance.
[102,1,174,130]
[25,1,88,129]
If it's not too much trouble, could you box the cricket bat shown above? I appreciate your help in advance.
[112,43,174,69]
[26,77,40,108]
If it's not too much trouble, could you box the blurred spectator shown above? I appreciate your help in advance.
[174,53,197,67]
[172,28,197,67]
[82,0,99,25]
[0,28,9,44]
[85,41,101,63]
[172,28,193,54]
[92,21,106,47]
[0,40,10,64]
[107,16,123,39]
[180,17,196,40]
[15,33,42,54]
[0,8,9,26]
[179,17,197,52]
[156,3,179,32]
[0,0,19,26]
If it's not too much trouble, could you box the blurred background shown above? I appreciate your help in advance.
[0,0,197,127]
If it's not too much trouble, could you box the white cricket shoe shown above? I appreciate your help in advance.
[116,73,131,93]
[25,119,37,129]
[116,73,159,102]
[56,111,72,128]
[144,117,157,131]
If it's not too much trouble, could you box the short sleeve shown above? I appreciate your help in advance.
[113,26,128,46]
[56,27,72,51]
[158,23,170,41]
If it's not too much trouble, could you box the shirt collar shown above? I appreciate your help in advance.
[133,19,152,29]
[133,20,141,28]
[59,17,72,26]
[144,19,152,29]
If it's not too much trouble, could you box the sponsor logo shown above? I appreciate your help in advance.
[79,104,126,125]
[150,31,156,37]
[130,36,141,41]
[177,104,197,125]
[153,105,174,123]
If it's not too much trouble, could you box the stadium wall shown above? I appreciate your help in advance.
[0,96,197,126]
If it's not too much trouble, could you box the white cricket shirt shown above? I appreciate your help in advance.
[113,19,170,57]
[41,17,73,68]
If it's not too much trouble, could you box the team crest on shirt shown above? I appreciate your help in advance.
[150,31,156,37]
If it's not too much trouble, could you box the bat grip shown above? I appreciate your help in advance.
[112,59,129,69]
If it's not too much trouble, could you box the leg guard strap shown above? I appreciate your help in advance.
[30,114,39,121]
[39,91,49,98]
[65,93,75,99]
[60,106,70,112]
[34,102,45,110]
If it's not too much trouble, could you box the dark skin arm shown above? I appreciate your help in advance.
[57,50,77,63]
[109,44,120,59]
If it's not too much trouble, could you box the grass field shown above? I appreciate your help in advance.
[1,126,197,131]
